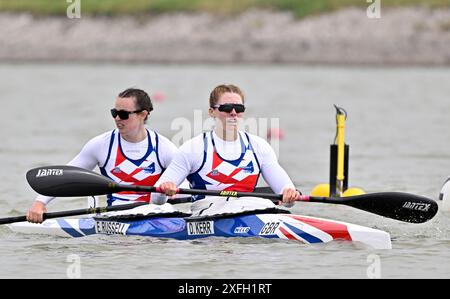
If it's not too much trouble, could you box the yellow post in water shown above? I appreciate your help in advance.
[311,105,365,198]
[335,106,346,196]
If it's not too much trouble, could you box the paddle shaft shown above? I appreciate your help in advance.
[0,202,148,225]
[0,188,274,225]
[118,185,284,201]
[117,185,438,223]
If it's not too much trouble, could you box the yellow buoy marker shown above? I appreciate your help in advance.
[312,105,365,198]
[311,184,330,197]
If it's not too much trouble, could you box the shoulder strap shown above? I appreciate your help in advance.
[101,130,116,169]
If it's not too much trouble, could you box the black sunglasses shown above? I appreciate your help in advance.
[212,103,246,113]
[111,108,144,120]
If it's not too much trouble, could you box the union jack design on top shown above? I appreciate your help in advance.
[187,131,261,200]
[100,129,164,205]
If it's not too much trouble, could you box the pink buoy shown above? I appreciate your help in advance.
[152,91,166,102]
[267,128,285,140]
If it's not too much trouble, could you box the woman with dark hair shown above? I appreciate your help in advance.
[27,88,178,223]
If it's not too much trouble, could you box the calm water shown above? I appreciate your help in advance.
[0,63,449,279]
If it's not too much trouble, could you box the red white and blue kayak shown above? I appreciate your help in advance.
[8,211,392,249]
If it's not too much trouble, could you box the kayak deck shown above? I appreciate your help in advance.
[8,212,392,249]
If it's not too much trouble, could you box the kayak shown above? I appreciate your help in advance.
[440,177,450,212]
[8,208,392,249]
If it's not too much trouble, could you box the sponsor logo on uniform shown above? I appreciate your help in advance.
[144,163,155,174]
[219,190,238,197]
[259,222,280,235]
[402,202,431,212]
[187,221,214,236]
[240,162,254,173]
[36,169,64,178]
[95,221,130,235]
[234,226,250,234]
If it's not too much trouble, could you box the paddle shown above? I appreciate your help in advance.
[0,188,274,225]
[26,165,438,223]
[0,202,148,225]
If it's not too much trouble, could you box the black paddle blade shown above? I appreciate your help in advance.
[340,192,438,223]
[26,165,115,197]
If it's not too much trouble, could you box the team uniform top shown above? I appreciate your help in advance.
[153,130,296,201]
[36,129,177,206]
